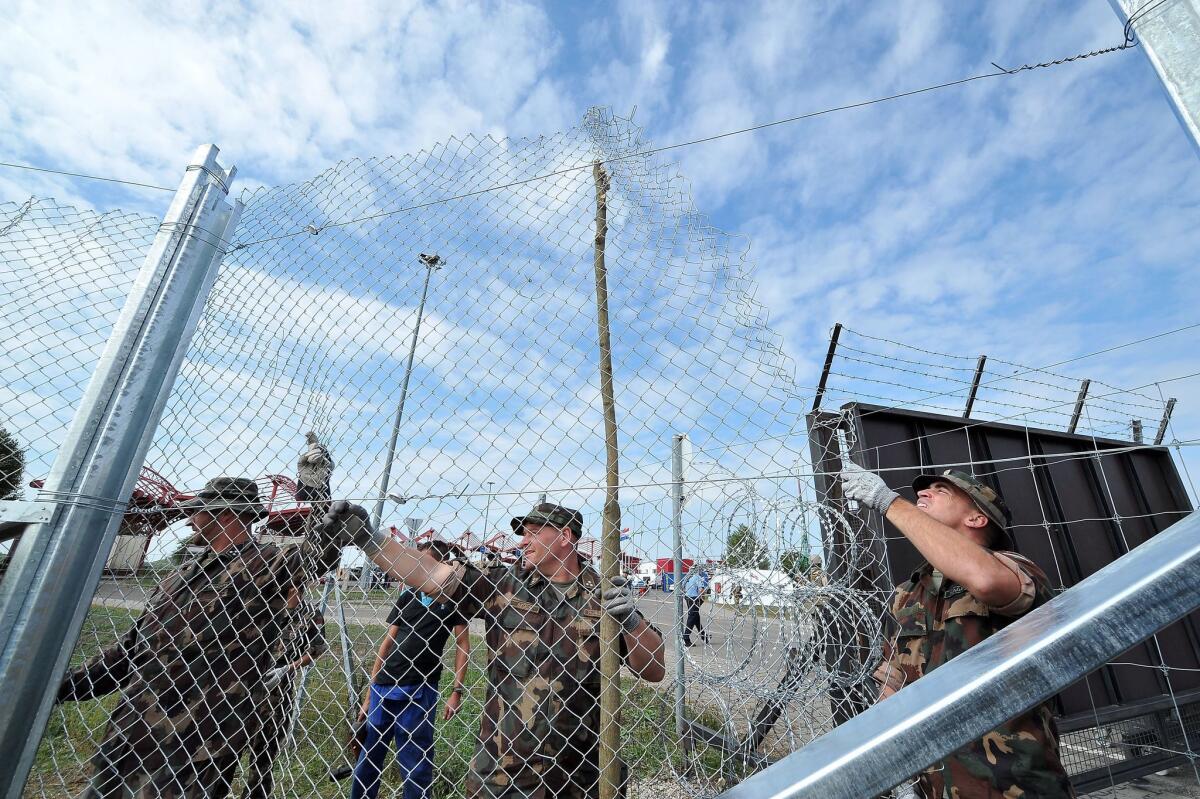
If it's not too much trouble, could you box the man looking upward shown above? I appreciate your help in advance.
[841,463,1074,798]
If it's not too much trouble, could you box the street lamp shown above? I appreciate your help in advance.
[364,253,443,589]
[482,480,495,548]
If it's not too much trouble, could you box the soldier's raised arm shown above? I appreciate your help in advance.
[317,501,459,596]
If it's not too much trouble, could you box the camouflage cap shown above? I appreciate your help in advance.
[510,502,584,539]
[178,476,266,520]
[911,469,1013,549]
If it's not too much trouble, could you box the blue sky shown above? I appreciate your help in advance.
[3,0,1199,561]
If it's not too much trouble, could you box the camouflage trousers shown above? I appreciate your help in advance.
[240,682,297,799]
[78,752,240,799]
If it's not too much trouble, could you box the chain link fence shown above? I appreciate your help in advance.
[0,198,159,504]
[3,108,1199,798]
[7,109,856,799]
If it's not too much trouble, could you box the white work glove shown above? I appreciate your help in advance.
[600,576,644,633]
[840,461,899,515]
[262,665,290,690]
[320,501,382,553]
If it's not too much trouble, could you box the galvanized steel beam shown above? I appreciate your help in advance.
[1110,0,1200,158]
[0,145,240,798]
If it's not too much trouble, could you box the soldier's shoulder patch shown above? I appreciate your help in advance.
[581,607,603,619]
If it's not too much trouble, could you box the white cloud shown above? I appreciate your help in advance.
[0,0,567,211]
[5,0,1200,545]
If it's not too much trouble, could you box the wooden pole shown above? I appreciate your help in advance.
[592,161,624,799]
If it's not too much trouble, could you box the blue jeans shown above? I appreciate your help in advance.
[350,682,439,799]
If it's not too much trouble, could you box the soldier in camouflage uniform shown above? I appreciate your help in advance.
[842,464,1075,799]
[319,500,667,799]
[57,477,347,799]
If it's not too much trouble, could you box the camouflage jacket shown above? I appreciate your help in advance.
[58,531,341,772]
[875,552,1075,799]
[450,560,644,798]
[272,603,328,668]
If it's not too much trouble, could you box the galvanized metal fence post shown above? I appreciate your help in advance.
[0,145,240,798]
[1108,0,1200,158]
[672,433,687,737]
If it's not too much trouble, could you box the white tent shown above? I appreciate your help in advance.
[710,567,799,607]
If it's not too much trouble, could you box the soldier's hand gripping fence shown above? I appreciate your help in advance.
[4,105,1200,799]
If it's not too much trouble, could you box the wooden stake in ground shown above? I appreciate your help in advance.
[592,160,624,799]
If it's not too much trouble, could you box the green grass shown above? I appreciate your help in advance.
[27,604,724,797]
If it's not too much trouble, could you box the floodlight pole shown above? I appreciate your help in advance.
[366,253,442,588]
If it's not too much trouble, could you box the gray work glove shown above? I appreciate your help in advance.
[319,501,382,553]
[840,461,899,515]
[304,443,330,465]
[262,665,291,690]
[600,575,644,633]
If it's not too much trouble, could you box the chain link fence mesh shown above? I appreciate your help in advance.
[3,108,1198,798]
[0,198,159,503]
